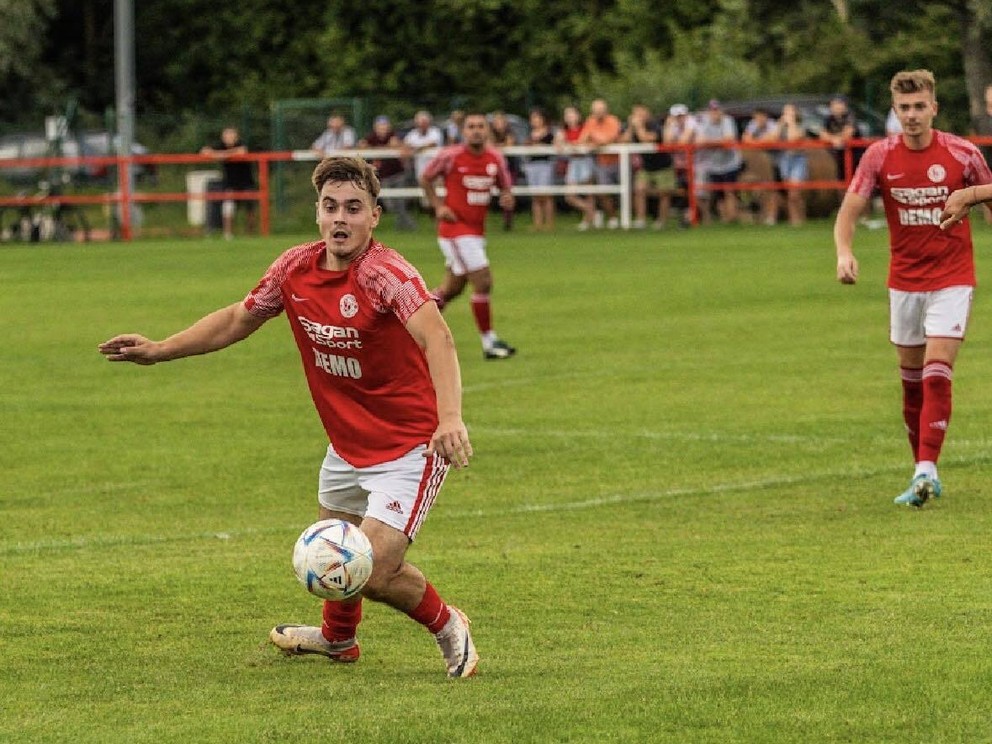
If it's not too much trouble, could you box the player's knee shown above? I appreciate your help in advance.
[360,562,403,600]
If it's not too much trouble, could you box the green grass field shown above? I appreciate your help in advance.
[3,218,992,743]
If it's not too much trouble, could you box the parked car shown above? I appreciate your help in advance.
[715,95,885,138]
[0,130,151,185]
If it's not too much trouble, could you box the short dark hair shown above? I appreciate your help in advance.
[311,157,380,201]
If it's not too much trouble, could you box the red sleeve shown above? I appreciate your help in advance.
[420,146,455,182]
[490,148,514,188]
[243,243,319,318]
[847,139,888,200]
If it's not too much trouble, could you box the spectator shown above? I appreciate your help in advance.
[522,107,556,231]
[555,105,597,230]
[742,107,780,225]
[444,110,466,145]
[885,107,903,136]
[773,103,809,227]
[577,98,622,229]
[820,96,856,180]
[691,100,742,224]
[622,104,673,229]
[488,111,518,231]
[970,83,992,222]
[403,110,445,200]
[663,103,696,227]
[311,112,357,157]
[199,126,256,240]
[359,115,415,231]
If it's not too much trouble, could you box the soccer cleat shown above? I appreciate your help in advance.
[434,607,479,678]
[893,474,943,507]
[269,624,360,662]
[483,339,516,360]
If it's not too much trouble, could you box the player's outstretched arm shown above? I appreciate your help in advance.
[405,302,473,469]
[833,192,866,285]
[98,302,267,365]
[940,184,991,230]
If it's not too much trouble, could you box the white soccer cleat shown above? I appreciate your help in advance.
[269,624,360,662]
[434,607,479,678]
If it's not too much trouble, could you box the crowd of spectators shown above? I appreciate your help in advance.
[304,96,889,232]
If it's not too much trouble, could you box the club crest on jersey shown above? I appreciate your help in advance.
[339,294,359,318]
[486,162,498,176]
[927,164,946,183]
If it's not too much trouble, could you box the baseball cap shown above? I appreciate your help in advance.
[669,104,689,116]
[708,99,721,110]
[374,115,391,126]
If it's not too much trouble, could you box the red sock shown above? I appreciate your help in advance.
[470,294,492,335]
[321,598,362,642]
[918,360,953,463]
[405,582,451,634]
[900,366,924,460]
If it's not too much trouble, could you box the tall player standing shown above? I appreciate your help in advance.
[98,157,480,677]
[834,69,992,507]
[420,112,517,360]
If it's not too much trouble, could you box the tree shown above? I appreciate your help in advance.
[0,0,59,122]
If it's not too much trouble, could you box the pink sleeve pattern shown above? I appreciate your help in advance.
[419,146,455,182]
[847,139,893,200]
[243,242,322,318]
[357,244,430,324]
[942,133,992,186]
[489,147,514,188]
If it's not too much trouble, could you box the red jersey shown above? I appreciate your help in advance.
[848,131,992,291]
[420,144,513,238]
[243,239,437,467]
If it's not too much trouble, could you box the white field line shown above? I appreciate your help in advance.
[2,450,989,556]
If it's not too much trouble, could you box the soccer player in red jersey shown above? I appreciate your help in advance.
[98,157,480,678]
[420,112,518,360]
[834,69,992,507]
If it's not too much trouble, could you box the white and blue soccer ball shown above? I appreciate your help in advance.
[292,519,374,600]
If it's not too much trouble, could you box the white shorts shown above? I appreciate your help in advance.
[889,286,973,346]
[317,443,449,540]
[438,235,489,276]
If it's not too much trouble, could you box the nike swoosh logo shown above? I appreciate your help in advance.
[291,293,309,302]
[886,173,904,180]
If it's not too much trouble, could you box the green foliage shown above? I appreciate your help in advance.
[2,0,992,138]
[5,224,992,741]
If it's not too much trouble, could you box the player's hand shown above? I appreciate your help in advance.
[97,334,161,365]
[836,254,858,285]
[435,205,457,222]
[939,188,973,231]
[498,192,515,211]
[425,419,473,469]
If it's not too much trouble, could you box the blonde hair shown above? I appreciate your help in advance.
[890,69,936,97]
[311,156,380,201]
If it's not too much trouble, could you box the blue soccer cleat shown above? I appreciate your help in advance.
[893,474,942,507]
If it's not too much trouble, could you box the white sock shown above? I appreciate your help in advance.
[481,331,497,350]
[914,461,938,480]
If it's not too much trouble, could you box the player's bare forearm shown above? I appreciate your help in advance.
[98,302,265,364]
[941,183,992,230]
[833,193,865,284]
[406,304,472,467]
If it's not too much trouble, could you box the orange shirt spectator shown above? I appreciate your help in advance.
[578,99,622,166]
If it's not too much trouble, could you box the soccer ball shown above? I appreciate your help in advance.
[292,519,374,601]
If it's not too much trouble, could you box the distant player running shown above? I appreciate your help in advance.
[420,112,517,360]
[99,157,480,677]
[834,69,992,506]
